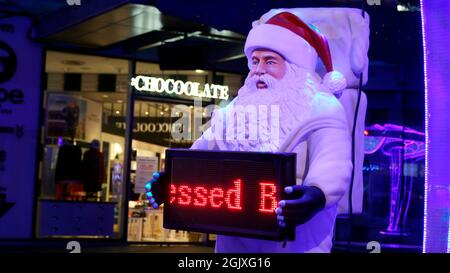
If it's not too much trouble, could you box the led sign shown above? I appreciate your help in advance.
[163,149,296,241]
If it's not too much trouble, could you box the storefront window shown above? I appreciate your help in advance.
[37,51,129,239]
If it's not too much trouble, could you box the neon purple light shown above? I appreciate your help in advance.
[420,0,430,253]
[364,123,425,159]
[380,147,415,236]
[381,139,425,160]
[420,0,450,253]
[364,123,425,236]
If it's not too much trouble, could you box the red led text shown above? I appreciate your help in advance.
[170,179,278,213]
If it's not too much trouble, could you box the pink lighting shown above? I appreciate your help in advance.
[168,179,278,213]
[169,179,243,211]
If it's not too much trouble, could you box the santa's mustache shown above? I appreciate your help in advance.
[245,73,279,90]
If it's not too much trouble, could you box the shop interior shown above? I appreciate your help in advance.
[37,50,243,243]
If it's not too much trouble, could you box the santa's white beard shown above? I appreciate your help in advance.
[212,63,320,152]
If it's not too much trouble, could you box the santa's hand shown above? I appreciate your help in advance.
[276,185,326,227]
[144,172,166,209]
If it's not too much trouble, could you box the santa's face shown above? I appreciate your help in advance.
[249,49,286,89]
[219,62,315,152]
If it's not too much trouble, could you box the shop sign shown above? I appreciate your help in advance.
[0,41,17,83]
[0,124,24,138]
[0,16,43,238]
[102,116,206,148]
[0,41,24,115]
[130,75,229,101]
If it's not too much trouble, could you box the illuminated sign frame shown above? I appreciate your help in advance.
[163,149,296,241]
[130,75,229,101]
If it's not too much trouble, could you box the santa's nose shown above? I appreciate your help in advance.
[254,63,266,75]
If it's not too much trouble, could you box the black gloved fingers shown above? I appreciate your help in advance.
[144,174,158,209]
[144,171,167,208]
[278,185,326,228]
[279,198,310,209]
[153,172,167,200]
[284,185,306,199]
[277,208,309,218]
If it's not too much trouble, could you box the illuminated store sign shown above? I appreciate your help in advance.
[130,75,229,101]
[163,149,296,241]
[102,116,207,148]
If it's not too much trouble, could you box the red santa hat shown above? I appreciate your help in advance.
[244,11,347,94]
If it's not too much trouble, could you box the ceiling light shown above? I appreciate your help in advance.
[115,110,120,114]
[195,69,205,73]
[145,111,149,115]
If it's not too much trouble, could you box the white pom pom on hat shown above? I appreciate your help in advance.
[323,70,347,94]
[245,12,347,95]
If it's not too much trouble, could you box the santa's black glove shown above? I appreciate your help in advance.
[144,172,167,209]
[275,185,326,227]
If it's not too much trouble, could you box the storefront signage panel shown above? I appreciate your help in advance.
[0,16,43,238]
[163,149,296,241]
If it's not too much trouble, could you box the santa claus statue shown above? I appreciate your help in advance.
[147,11,357,253]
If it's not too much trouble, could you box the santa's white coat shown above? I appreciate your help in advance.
[191,91,352,253]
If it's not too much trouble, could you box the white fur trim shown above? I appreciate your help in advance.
[323,71,347,94]
[245,24,317,71]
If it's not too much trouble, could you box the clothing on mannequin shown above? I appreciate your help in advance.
[55,139,83,200]
[81,139,105,200]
